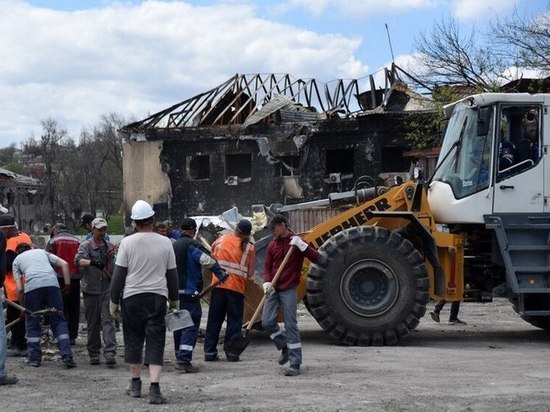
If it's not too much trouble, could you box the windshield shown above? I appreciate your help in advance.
[433,103,493,198]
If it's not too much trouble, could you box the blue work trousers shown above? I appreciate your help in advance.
[173,296,202,363]
[24,286,72,362]
[261,287,302,367]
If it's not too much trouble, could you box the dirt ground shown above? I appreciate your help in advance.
[3,298,550,412]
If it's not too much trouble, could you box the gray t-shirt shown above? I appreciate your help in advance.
[115,232,177,300]
[13,249,60,293]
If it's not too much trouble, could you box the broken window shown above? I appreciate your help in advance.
[276,155,301,177]
[225,153,252,179]
[381,146,409,172]
[186,155,211,180]
[326,149,354,174]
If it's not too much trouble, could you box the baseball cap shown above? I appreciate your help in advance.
[80,213,95,228]
[0,214,16,228]
[236,219,252,235]
[180,217,197,231]
[269,214,287,228]
[92,218,108,229]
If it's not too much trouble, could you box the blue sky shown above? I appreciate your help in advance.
[1,0,546,147]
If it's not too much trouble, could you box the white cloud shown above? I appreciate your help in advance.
[452,0,519,22]
[282,0,437,18]
[0,0,369,146]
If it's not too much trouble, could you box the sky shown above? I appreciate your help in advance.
[0,0,546,148]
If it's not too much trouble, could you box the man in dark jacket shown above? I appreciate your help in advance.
[172,218,227,372]
[261,214,319,377]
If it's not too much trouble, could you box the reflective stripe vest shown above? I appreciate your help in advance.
[212,233,255,295]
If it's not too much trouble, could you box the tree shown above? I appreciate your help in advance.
[411,17,506,91]
[0,144,17,166]
[491,8,550,76]
[24,119,72,224]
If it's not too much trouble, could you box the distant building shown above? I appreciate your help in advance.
[0,167,46,232]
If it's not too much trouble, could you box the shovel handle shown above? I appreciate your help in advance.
[5,299,28,313]
[245,245,296,331]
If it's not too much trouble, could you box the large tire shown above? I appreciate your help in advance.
[306,226,429,346]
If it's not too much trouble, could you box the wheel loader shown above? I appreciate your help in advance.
[244,92,550,346]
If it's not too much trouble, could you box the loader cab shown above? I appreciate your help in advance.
[429,93,545,223]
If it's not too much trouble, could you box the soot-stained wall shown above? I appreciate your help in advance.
[134,111,417,225]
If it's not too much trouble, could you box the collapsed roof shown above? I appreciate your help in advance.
[121,64,434,136]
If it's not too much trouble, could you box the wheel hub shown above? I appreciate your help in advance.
[340,259,399,317]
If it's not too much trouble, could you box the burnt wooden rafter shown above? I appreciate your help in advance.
[122,73,379,132]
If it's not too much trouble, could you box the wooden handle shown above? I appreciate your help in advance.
[5,299,28,313]
[245,245,296,331]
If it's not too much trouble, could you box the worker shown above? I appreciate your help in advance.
[204,219,256,362]
[262,214,320,376]
[109,200,179,404]
[47,223,81,345]
[164,220,181,240]
[154,221,168,237]
[0,214,32,357]
[172,217,228,372]
[430,300,466,325]
[12,242,76,368]
[75,218,117,366]
[80,213,111,241]
[0,228,18,385]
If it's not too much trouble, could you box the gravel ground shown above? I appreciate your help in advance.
[3,298,550,411]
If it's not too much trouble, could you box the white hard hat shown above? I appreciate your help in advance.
[130,200,155,220]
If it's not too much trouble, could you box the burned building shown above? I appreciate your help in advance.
[0,167,44,232]
[120,65,435,224]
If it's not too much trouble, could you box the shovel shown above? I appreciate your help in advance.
[165,277,225,332]
[223,245,296,357]
[4,299,60,330]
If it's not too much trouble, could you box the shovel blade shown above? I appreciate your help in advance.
[223,329,251,357]
[165,309,194,332]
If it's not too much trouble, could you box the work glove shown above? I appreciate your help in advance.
[62,283,72,296]
[169,300,179,313]
[219,269,229,283]
[90,259,105,270]
[289,236,308,252]
[262,282,275,297]
[109,301,120,320]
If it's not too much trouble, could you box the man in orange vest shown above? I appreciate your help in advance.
[0,214,32,357]
[204,219,256,362]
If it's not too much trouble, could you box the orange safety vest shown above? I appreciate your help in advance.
[212,234,255,295]
[4,232,32,301]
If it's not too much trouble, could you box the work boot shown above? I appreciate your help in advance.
[62,355,77,368]
[7,348,27,357]
[149,384,167,404]
[126,378,142,398]
[105,355,117,367]
[175,361,199,373]
[89,355,100,365]
[204,354,219,362]
[430,311,440,323]
[278,347,289,365]
[448,318,467,325]
[0,375,18,385]
[226,354,240,362]
[284,365,300,377]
